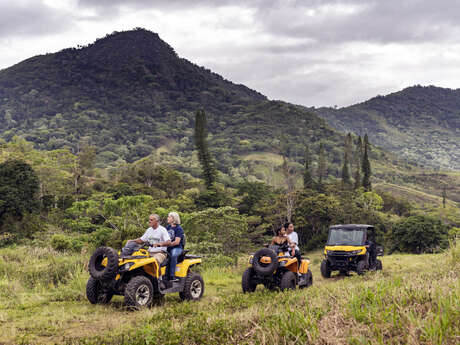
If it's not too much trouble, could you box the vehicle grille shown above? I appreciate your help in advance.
[329,251,352,256]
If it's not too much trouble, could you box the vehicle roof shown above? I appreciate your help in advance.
[329,224,374,230]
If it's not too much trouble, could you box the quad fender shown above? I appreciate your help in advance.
[121,257,161,278]
[283,257,300,272]
[298,259,310,274]
[175,258,202,278]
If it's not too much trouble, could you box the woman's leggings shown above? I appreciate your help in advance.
[293,249,302,269]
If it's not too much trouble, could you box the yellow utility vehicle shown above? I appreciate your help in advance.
[321,224,383,278]
[86,245,204,308]
[242,244,312,292]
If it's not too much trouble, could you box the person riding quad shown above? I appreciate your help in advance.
[270,226,295,255]
[166,212,185,284]
[126,213,171,265]
[285,222,302,269]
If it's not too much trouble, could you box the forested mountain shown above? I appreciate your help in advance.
[314,86,460,171]
[0,28,339,167]
[0,28,458,203]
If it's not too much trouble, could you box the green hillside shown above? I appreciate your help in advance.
[0,28,457,204]
[0,28,339,168]
[314,86,460,171]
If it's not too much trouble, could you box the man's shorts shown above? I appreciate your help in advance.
[149,251,167,265]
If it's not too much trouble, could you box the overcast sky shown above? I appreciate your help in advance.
[1,0,460,107]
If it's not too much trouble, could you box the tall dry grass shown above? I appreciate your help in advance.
[0,243,458,345]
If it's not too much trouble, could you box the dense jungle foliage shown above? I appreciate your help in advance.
[0,137,458,260]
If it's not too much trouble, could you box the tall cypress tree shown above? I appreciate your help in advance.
[442,184,447,208]
[362,134,372,191]
[341,151,351,188]
[345,133,353,166]
[194,109,217,188]
[341,134,352,188]
[317,143,326,185]
[303,145,314,189]
[354,136,362,190]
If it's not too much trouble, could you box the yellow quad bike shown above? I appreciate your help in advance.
[321,224,383,278]
[86,245,204,308]
[242,244,312,292]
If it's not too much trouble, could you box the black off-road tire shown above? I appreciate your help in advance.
[375,259,382,270]
[304,269,313,288]
[356,260,367,275]
[242,267,257,293]
[88,246,119,281]
[320,260,331,278]
[124,276,154,309]
[179,272,204,301]
[86,277,113,304]
[252,248,278,276]
[280,271,296,291]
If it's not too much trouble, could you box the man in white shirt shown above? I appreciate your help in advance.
[286,222,301,269]
[128,214,171,265]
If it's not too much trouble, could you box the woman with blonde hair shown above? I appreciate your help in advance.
[166,212,185,284]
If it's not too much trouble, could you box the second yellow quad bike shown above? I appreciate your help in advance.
[321,224,383,278]
[242,244,312,292]
[86,245,204,308]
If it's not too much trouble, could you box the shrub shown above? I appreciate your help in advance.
[389,214,449,253]
[51,234,83,252]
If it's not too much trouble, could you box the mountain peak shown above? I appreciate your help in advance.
[91,28,176,55]
[57,28,178,69]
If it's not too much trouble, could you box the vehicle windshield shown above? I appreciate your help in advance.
[327,228,365,246]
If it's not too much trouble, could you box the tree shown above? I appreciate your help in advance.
[389,215,449,254]
[183,207,248,263]
[317,143,326,185]
[236,181,273,215]
[345,133,353,166]
[293,193,340,250]
[442,184,447,208]
[194,109,217,188]
[303,145,314,189]
[136,158,184,197]
[341,151,351,188]
[355,191,383,212]
[353,136,363,190]
[362,134,372,191]
[281,155,297,222]
[0,159,39,226]
[72,145,96,198]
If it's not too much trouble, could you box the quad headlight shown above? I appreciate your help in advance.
[119,262,134,272]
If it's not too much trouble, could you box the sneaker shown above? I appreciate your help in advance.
[170,278,179,283]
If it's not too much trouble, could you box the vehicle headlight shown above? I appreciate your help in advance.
[350,250,362,255]
[119,262,134,272]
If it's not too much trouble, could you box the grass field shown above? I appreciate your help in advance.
[0,243,459,345]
